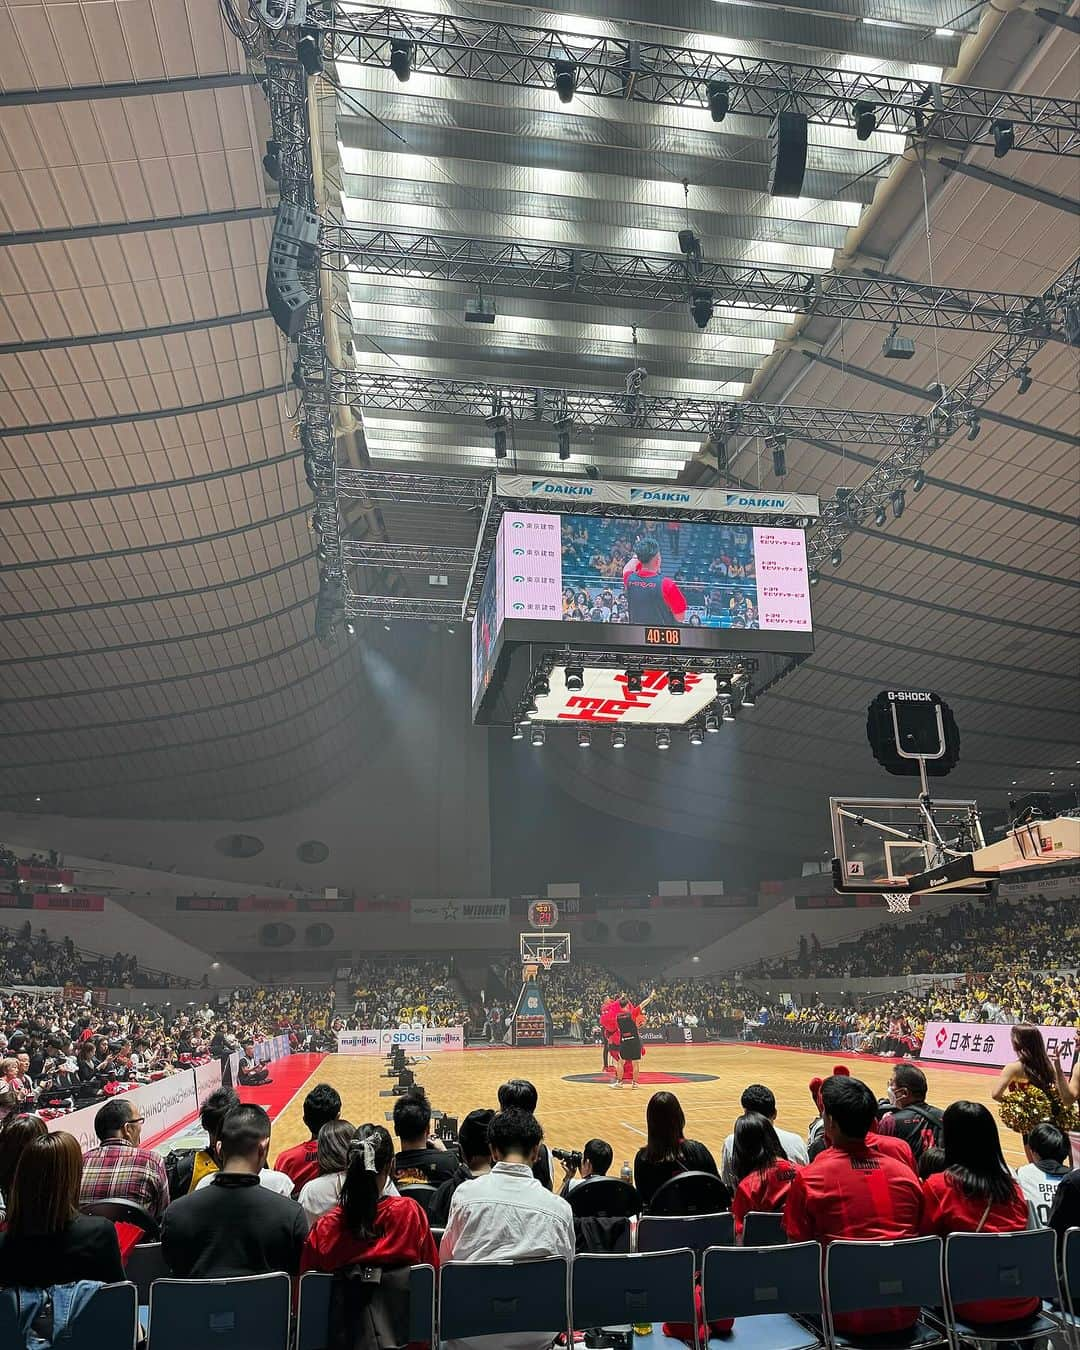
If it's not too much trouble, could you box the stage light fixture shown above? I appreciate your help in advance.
[677,229,702,258]
[555,417,572,461]
[611,727,627,750]
[1016,365,1032,394]
[704,711,721,734]
[705,430,728,471]
[262,140,281,181]
[523,693,538,715]
[534,673,550,696]
[511,723,525,741]
[722,700,736,723]
[577,727,592,748]
[530,725,546,747]
[389,38,413,82]
[740,683,756,708]
[626,669,643,694]
[655,728,671,751]
[297,26,323,76]
[964,410,981,441]
[830,546,843,567]
[874,503,887,527]
[706,79,730,122]
[690,287,714,329]
[882,325,916,360]
[991,118,1014,157]
[553,59,577,104]
[809,568,820,585]
[912,469,926,493]
[486,411,508,458]
[772,445,787,478]
[853,100,877,141]
[891,488,906,519]
[344,621,356,636]
[668,669,687,695]
[688,723,704,746]
[565,664,584,692]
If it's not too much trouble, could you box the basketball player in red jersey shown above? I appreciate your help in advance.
[622,537,688,626]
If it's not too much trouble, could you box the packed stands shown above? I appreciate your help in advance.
[342,956,467,1027]
[0,923,193,991]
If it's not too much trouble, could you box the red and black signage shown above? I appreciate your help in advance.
[0,892,104,911]
[16,865,74,886]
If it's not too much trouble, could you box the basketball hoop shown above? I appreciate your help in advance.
[882,892,911,914]
[538,950,555,973]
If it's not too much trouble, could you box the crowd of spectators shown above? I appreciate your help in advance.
[1,1059,1075,1345]
[749,893,1080,980]
[0,922,192,991]
[340,957,467,1028]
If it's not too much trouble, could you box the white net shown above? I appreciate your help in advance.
[882,892,911,914]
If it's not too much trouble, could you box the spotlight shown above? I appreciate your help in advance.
[389,38,413,82]
[625,669,643,694]
[853,99,877,141]
[722,700,736,723]
[882,325,916,360]
[1016,365,1032,395]
[611,727,627,750]
[262,140,281,181]
[964,410,981,441]
[772,445,787,478]
[523,693,538,715]
[577,727,592,748]
[704,711,721,734]
[530,725,546,747]
[486,412,508,459]
[677,229,702,258]
[830,546,843,567]
[991,118,1014,158]
[511,723,525,741]
[706,79,729,122]
[891,488,906,519]
[552,59,577,104]
[740,683,756,708]
[655,728,671,751]
[297,26,323,77]
[555,417,572,461]
[690,287,714,329]
[809,568,820,585]
[668,669,687,695]
[344,621,356,636]
[534,673,550,697]
[565,664,584,692]
[688,722,704,746]
[912,469,926,493]
[705,430,728,471]
[1064,299,1080,346]
[874,503,887,527]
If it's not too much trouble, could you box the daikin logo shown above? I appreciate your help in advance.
[630,488,691,503]
[530,480,594,497]
[725,493,787,508]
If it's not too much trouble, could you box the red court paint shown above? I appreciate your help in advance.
[236,1052,327,1121]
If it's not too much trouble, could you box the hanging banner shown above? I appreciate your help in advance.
[920,1021,1076,1068]
[409,899,510,925]
[496,474,820,517]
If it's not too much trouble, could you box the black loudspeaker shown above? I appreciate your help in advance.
[866,690,960,778]
[768,111,808,198]
[266,200,320,338]
[259,922,296,947]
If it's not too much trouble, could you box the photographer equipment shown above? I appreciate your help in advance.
[552,1147,583,1169]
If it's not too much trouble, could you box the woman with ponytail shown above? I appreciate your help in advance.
[300,1123,438,1275]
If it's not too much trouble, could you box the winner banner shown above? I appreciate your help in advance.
[920,1021,1076,1068]
[336,1027,464,1055]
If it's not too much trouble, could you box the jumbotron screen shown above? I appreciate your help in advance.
[472,508,812,701]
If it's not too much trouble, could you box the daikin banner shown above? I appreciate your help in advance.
[336,1027,465,1055]
[920,1021,1076,1068]
[495,474,820,517]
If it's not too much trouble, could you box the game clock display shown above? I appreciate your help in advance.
[645,627,681,646]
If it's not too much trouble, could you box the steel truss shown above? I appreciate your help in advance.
[335,467,488,506]
[324,225,1054,336]
[344,593,462,620]
[326,4,1080,156]
[341,540,474,569]
[263,57,345,641]
[805,254,1080,570]
[327,369,926,445]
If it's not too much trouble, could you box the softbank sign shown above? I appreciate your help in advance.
[336,1027,465,1055]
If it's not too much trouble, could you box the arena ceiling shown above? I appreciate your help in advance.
[0,0,1077,859]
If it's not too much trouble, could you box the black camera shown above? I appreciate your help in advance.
[552,1147,582,1169]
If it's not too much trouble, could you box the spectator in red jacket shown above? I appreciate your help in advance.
[275,1083,341,1194]
[301,1124,438,1276]
[730,1112,801,1238]
[921,1100,1039,1327]
[785,1075,923,1338]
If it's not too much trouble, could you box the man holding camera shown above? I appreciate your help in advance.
[556,1138,613,1197]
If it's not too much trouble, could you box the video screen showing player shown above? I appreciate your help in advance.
[471,552,501,700]
[559,514,760,629]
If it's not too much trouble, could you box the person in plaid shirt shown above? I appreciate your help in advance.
[785,1075,923,1338]
[79,1098,169,1221]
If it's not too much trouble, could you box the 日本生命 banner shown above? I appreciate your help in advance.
[336,1026,465,1055]
[920,1021,1077,1068]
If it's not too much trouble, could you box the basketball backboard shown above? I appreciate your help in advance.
[520,932,571,967]
[829,796,991,895]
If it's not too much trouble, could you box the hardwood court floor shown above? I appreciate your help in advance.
[267,1043,1025,1170]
